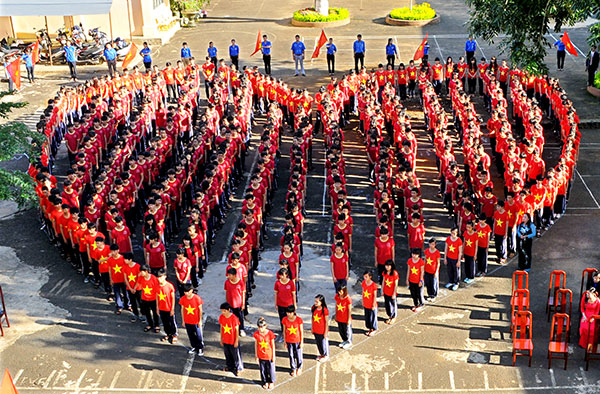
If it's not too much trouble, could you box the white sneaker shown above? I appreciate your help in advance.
[239,329,247,337]
[342,342,352,350]
[338,341,346,348]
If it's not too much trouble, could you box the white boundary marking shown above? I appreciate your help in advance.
[109,371,120,389]
[314,361,320,394]
[433,35,444,61]
[549,368,557,387]
[576,169,600,208]
[179,353,195,394]
[483,371,489,390]
[449,370,456,390]
[475,40,486,60]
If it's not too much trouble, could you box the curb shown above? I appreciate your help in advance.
[290,17,350,28]
[385,14,440,27]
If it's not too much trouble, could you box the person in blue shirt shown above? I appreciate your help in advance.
[103,43,117,77]
[207,41,218,66]
[229,39,240,69]
[465,36,476,63]
[553,35,566,71]
[422,41,430,64]
[385,38,397,68]
[353,34,365,73]
[139,42,152,71]
[291,35,306,76]
[261,35,272,75]
[516,212,536,271]
[181,42,192,66]
[62,41,78,81]
[326,37,337,75]
[21,47,34,83]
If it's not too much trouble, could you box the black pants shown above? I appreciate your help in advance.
[166,84,178,102]
[557,50,565,70]
[386,54,395,68]
[159,310,178,338]
[223,343,243,372]
[107,59,117,77]
[464,255,475,279]
[26,65,34,82]
[589,69,597,87]
[144,61,152,71]
[424,272,438,298]
[185,323,204,350]
[495,234,507,261]
[354,53,364,72]
[67,61,77,79]
[263,54,271,75]
[259,359,275,384]
[128,290,141,317]
[409,282,424,307]
[230,55,239,69]
[231,307,245,331]
[466,51,475,64]
[476,247,488,274]
[327,54,335,73]
[141,299,160,327]
[517,237,533,270]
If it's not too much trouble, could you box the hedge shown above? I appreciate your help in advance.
[293,7,350,22]
[389,3,436,21]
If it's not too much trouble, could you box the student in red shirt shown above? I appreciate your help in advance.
[225,268,246,336]
[274,268,296,335]
[107,244,128,314]
[174,248,192,297]
[254,317,276,389]
[462,221,479,283]
[444,227,463,291]
[406,249,425,311]
[424,238,441,300]
[311,294,330,362]
[382,260,399,324]
[374,227,395,284]
[493,201,509,264]
[179,284,204,355]
[362,271,378,336]
[219,302,244,376]
[157,269,178,343]
[91,237,112,296]
[335,286,353,349]
[144,233,166,276]
[330,242,349,291]
[110,216,133,254]
[122,252,141,322]
[137,265,160,333]
[407,212,425,250]
[282,305,304,376]
[475,214,492,276]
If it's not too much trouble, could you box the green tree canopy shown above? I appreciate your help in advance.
[466,0,600,74]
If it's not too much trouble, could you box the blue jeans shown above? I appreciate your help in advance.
[112,282,129,310]
[314,333,329,356]
[286,342,303,370]
[384,294,397,318]
[364,307,378,330]
[424,272,438,298]
[185,323,204,350]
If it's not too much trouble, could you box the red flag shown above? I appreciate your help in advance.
[250,30,262,57]
[561,32,577,56]
[311,29,328,59]
[121,42,138,69]
[413,33,429,61]
[29,41,40,64]
[0,369,18,394]
[6,57,21,90]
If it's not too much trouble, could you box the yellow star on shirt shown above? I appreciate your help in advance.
[518,210,524,217]
[507,211,513,218]
[477,231,485,238]
[113,264,122,273]
[384,278,393,287]
[185,305,195,315]
[128,273,136,283]
[91,241,98,250]
[448,245,456,253]
[158,291,167,301]
[466,239,473,247]
[143,285,152,295]
[259,339,269,351]
[223,324,232,334]
[426,257,433,265]
[337,303,346,312]
[496,219,504,227]
[410,267,419,275]
[287,325,298,335]
[534,194,542,202]
[363,290,372,299]
[313,314,322,323]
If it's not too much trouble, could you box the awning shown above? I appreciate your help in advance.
[0,0,114,16]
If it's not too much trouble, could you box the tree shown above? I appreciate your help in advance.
[466,0,600,74]
[0,91,45,208]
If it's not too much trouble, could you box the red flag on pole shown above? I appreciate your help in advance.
[0,369,19,394]
[29,41,40,64]
[6,57,21,90]
[561,32,577,56]
[121,42,138,69]
[311,29,328,59]
[250,30,262,57]
[413,33,429,61]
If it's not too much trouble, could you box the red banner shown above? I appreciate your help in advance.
[250,30,262,57]
[562,32,577,56]
[6,57,21,90]
[122,42,138,69]
[30,41,40,64]
[311,29,328,59]
[413,33,429,61]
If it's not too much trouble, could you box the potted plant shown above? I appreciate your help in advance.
[386,2,439,26]
[171,0,210,25]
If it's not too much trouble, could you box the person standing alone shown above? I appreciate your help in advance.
[553,35,566,71]
[104,43,117,77]
[586,46,599,87]
[261,35,272,75]
[291,35,306,76]
[229,39,240,69]
[353,34,365,73]
[465,37,476,64]
[326,38,337,75]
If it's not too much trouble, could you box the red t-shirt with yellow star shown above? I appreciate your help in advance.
[493,210,509,236]
[362,280,378,309]
[253,329,276,360]
[157,281,175,311]
[282,316,303,343]
[475,222,491,248]
[424,248,440,274]
[334,294,352,323]
[445,236,463,260]
[463,231,479,257]
[179,294,203,325]
[407,257,425,284]
[382,270,399,296]
[311,307,329,335]
[108,255,125,283]
[219,313,239,345]
[137,274,159,301]
[122,262,140,290]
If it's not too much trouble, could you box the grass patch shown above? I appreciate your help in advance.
[389,2,436,20]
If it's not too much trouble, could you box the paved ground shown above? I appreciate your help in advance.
[1,0,600,393]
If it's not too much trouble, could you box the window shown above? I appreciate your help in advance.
[153,0,164,9]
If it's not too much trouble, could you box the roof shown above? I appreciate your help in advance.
[0,0,114,16]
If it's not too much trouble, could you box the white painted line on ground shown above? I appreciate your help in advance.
[314,361,320,394]
[42,370,56,389]
[351,373,356,391]
[136,371,147,389]
[13,369,24,385]
[579,366,589,385]
[549,368,557,387]
[322,158,327,217]
[48,279,65,295]
[384,372,390,390]
[449,370,456,390]
[54,279,71,295]
[433,35,444,61]
[74,370,87,393]
[109,371,120,389]
[143,371,154,390]
[576,169,600,208]
[179,353,195,394]
[567,207,600,210]
[314,385,600,393]
[483,371,489,390]
[364,373,369,391]
[475,40,486,60]
[418,372,423,390]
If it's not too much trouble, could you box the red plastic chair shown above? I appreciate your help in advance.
[548,313,570,370]
[585,314,600,371]
[512,270,529,292]
[546,270,566,320]
[511,289,530,328]
[513,310,533,367]
[555,289,573,341]
[0,285,9,336]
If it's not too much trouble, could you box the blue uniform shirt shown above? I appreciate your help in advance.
[353,40,365,54]
[208,46,217,58]
[554,40,566,51]
[386,44,397,56]
[140,47,151,62]
[21,53,33,67]
[63,45,77,62]
[103,48,117,61]
[261,41,271,55]
[181,47,191,58]
[465,40,477,52]
[326,43,337,55]
[229,44,239,56]
[291,41,306,56]
[423,43,430,55]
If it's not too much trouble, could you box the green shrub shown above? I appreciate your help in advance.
[595,71,600,89]
[293,7,350,22]
[389,2,436,20]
